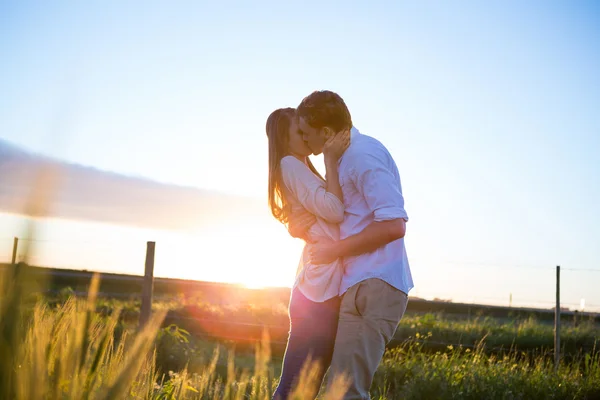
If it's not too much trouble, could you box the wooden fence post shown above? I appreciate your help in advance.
[139,241,155,329]
[11,237,18,266]
[554,265,560,372]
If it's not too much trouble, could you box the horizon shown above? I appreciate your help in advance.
[3,262,597,318]
[1,1,599,312]
[1,211,598,312]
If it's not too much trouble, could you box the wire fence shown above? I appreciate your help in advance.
[2,233,600,362]
[1,234,599,312]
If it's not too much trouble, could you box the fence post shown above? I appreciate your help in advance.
[139,241,155,329]
[11,237,18,266]
[554,265,560,372]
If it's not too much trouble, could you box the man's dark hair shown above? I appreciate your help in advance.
[297,90,353,132]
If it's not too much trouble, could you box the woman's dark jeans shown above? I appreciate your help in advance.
[273,287,341,400]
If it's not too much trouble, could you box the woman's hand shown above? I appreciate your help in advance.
[323,129,350,164]
[287,208,316,242]
[309,241,340,265]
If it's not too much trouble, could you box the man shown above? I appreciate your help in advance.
[288,90,413,399]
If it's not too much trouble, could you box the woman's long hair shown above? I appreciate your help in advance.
[266,108,322,225]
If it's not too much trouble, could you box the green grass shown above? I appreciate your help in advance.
[372,343,600,399]
[395,313,599,355]
[78,295,599,358]
[2,269,600,399]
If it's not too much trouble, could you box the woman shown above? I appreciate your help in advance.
[266,107,349,399]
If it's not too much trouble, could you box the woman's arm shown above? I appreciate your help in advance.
[324,156,343,204]
[322,129,350,206]
[281,157,344,223]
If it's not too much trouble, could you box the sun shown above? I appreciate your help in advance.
[155,215,304,288]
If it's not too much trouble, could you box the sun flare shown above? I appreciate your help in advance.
[149,215,304,288]
[0,212,304,291]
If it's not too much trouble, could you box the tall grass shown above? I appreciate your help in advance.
[0,271,165,399]
[1,267,598,399]
[0,269,349,399]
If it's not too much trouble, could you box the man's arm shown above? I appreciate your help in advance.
[336,218,406,257]
[309,149,408,264]
[309,218,406,264]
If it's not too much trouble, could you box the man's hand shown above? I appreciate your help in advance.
[287,208,316,241]
[309,241,340,265]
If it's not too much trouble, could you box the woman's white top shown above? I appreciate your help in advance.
[280,155,344,302]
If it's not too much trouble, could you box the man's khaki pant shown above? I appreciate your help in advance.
[328,278,408,399]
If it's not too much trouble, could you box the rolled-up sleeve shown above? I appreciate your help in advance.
[281,157,345,223]
[350,151,408,222]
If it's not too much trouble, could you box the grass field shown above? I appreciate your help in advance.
[7,264,600,358]
[2,267,600,399]
[83,294,600,360]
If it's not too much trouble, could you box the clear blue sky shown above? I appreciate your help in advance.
[1,1,599,308]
